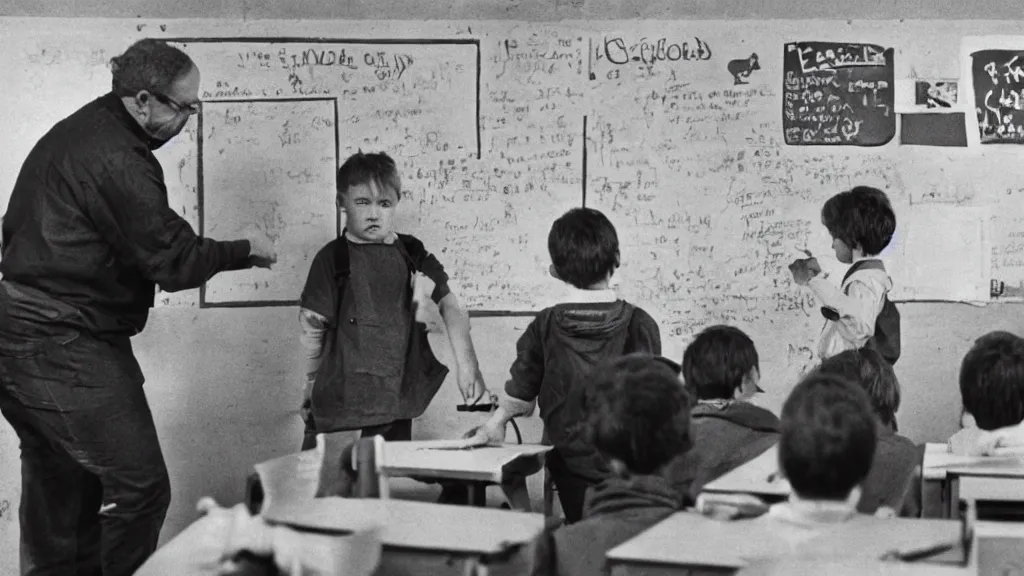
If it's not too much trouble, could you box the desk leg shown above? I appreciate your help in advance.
[500,478,532,512]
[469,482,488,507]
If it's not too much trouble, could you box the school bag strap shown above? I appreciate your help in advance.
[332,232,427,282]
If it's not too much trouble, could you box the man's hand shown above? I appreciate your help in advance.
[248,237,277,269]
[788,257,821,286]
[456,366,488,405]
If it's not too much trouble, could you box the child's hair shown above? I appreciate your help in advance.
[336,152,402,202]
[814,348,900,430]
[682,325,759,400]
[959,331,1024,430]
[779,373,877,500]
[820,186,896,256]
[582,353,692,474]
[547,208,620,289]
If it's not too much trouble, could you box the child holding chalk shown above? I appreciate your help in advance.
[789,186,900,365]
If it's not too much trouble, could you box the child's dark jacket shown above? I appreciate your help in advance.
[505,299,661,481]
[665,400,780,504]
[858,424,923,516]
[531,475,681,576]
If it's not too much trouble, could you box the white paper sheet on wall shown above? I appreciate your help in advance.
[887,204,991,303]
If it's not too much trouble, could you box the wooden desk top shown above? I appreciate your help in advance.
[383,441,551,483]
[701,445,790,498]
[922,443,1024,480]
[735,557,971,576]
[253,440,552,509]
[264,497,545,555]
[606,511,961,571]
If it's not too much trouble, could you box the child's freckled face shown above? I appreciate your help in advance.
[340,181,398,242]
[832,236,853,264]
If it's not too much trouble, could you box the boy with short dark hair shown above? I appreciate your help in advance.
[667,325,779,503]
[298,151,487,449]
[813,348,922,516]
[948,331,1024,455]
[789,186,900,365]
[768,372,877,527]
[473,208,661,523]
[531,354,692,576]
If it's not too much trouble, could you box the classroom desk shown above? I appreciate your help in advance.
[264,497,545,576]
[605,511,962,576]
[922,442,1024,519]
[700,445,789,501]
[247,441,551,513]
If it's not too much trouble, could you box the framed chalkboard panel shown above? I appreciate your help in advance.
[971,49,1024,144]
[782,42,895,146]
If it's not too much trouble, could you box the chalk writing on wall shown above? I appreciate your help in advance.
[782,42,895,146]
[200,99,337,306]
[175,41,479,160]
[971,49,1024,143]
[397,26,587,312]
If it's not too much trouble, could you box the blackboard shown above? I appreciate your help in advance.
[971,49,1024,144]
[782,41,895,146]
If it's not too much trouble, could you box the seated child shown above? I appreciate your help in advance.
[665,325,779,503]
[767,372,877,528]
[948,331,1024,455]
[789,186,900,365]
[298,152,488,502]
[813,348,923,516]
[531,354,692,576]
[473,208,661,523]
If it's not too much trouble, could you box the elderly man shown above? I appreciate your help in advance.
[0,39,276,575]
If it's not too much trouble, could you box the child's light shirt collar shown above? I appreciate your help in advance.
[555,286,618,305]
[344,230,398,245]
[767,492,857,527]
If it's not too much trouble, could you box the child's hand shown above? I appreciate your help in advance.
[788,257,821,285]
[464,418,506,446]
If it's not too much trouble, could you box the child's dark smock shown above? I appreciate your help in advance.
[300,234,450,432]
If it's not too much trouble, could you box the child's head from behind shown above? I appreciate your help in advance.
[583,353,692,476]
[780,373,876,503]
[814,348,900,430]
[821,186,896,263]
[959,331,1024,431]
[548,208,619,289]
[337,152,401,243]
[682,325,761,401]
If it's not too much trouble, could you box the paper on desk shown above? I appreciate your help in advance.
[414,438,488,451]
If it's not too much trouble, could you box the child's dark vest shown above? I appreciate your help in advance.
[820,259,901,365]
[311,234,448,432]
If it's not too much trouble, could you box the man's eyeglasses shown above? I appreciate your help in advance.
[152,92,201,115]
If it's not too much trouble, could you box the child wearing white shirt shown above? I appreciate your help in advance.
[789,186,900,365]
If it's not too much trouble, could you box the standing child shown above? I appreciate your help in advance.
[297,152,487,451]
[789,186,900,365]
[472,208,662,523]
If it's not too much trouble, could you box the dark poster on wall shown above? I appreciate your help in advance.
[971,49,1024,144]
[782,42,895,146]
